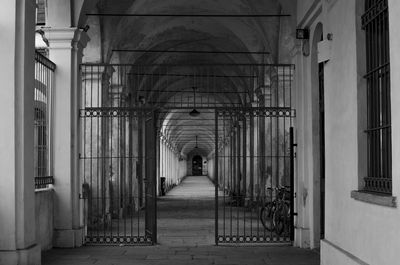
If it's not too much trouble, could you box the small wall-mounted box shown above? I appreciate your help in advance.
[296,28,310,40]
[317,40,332,63]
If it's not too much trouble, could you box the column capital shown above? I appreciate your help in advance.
[73,30,90,52]
[44,27,90,50]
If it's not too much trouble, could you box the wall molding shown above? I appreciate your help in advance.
[298,0,322,29]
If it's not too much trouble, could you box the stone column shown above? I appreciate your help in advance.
[156,131,161,195]
[160,139,163,182]
[167,146,170,183]
[168,145,171,182]
[0,1,41,264]
[162,139,166,181]
[44,27,89,247]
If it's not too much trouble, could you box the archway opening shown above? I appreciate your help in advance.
[192,155,203,176]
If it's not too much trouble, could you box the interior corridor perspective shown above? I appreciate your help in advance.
[2,0,400,265]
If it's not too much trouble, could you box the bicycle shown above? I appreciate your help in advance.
[260,186,291,236]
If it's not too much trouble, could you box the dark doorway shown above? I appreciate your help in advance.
[192,155,203,176]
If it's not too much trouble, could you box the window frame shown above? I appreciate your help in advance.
[361,0,392,195]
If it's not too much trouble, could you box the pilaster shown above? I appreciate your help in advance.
[44,27,89,247]
[0,0,41,264]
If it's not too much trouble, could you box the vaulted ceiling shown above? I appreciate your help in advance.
[80,0,296,157]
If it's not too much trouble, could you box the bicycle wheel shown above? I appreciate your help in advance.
[260,202,274,231]
[273,203,289,236]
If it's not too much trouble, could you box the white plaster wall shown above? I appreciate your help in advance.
[207,158,215,181]
[388,0,400,200]
[297,0,319,24]
[178,160,188,181]
[294,0,400,264]
[35,190,54,251]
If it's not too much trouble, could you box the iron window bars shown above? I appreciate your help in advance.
[34,51,55,189]
[362,0,391,194]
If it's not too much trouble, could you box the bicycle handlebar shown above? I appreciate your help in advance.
[266,186,291,191]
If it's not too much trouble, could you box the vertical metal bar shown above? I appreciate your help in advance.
[230,121,234,237]
[289,127,295,241]
[215,109,219,245]
[49,61,54,177]
[268,67,273,240]
[223,113,226,238]
[82,65,87,242]
[236,119,240,237]
[152,110,158,244]
[242,116,246,237]
[249,111,254,236]
[137,112,141,238]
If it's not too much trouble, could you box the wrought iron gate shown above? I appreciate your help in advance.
[214,65,295,245]
[80,65,157,245]
[80,62,294,246]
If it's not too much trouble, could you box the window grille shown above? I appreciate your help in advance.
[362,0,391,194]
[34,51,55,189]
[36,0,46,25]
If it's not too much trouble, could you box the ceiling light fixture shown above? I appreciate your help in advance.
[189,86,200,117]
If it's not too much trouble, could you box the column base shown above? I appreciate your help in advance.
[0,244,41,265]
[294,227,311,248]
[54,227,84,248]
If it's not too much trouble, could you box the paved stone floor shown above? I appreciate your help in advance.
[43,176,320,265]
